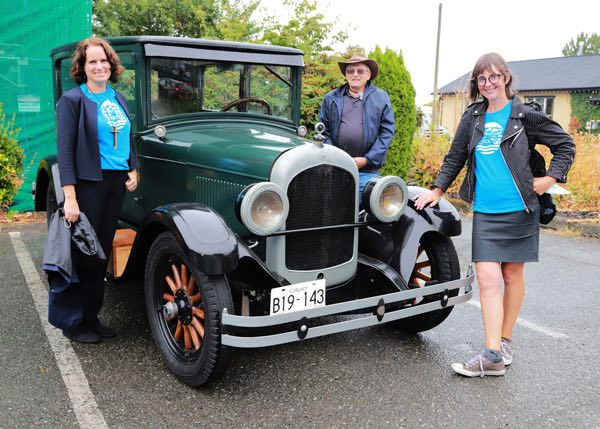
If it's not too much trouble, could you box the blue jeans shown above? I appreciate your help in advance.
[359,172,379,204]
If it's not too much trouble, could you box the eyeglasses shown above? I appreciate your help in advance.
[345,67,370,76]
[476,73,503,86]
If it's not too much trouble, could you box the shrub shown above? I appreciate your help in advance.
[408,134,466,195]
[410,132,600,212]
[301,54,342,134]
[0,103,24,210]
[537,133,600,212]
[369,47,417,178]
[570,92,600,135]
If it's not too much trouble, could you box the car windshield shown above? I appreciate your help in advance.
[150,58,293,121]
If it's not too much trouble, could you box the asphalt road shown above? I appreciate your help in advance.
[1,217,599,429]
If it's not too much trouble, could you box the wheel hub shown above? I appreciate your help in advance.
[174,289,192,325]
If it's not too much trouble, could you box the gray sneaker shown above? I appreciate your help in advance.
[501,338,514,366]
[451,354,506,377]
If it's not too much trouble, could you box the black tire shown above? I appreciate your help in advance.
[391,233,460,333]
[145,231,233,386]
[45,182,58,227]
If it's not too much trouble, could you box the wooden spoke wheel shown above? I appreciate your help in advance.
[145,231,233,386]
[162,261,206,353]
[390,234,460,334]
[409,245,433,295]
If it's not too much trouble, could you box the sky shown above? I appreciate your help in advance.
[257,0,600,105]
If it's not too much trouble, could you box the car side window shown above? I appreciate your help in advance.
[150,58,201,118]
[59,59,77,95]
[111,52,137,130]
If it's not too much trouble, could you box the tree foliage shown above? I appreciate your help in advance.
[259,0,347,59]
[0,103,24,210]
[369,47,417,178]
[562,32,600,56]
[92,0,260,40]
[570,91,600,135]
[91,0,418,173]
[301,54,342,132]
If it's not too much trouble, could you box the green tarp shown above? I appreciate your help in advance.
[1,1,91,211]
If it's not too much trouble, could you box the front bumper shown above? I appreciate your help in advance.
[221,266,475,348]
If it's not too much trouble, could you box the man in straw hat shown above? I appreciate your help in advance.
[318,53,395,199]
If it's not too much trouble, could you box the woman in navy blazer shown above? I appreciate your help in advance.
[54,36,139,343]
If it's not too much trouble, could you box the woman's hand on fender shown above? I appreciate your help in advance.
[533,176,557,195]
[125,170,138,192]
[413,187,444,211]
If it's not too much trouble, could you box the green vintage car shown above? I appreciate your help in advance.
[35,36,474,386]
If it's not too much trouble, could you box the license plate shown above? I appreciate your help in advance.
[270,279,326,315]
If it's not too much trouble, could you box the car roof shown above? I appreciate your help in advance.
[50,36,305,67]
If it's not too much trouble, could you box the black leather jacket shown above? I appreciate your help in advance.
[434,97,576,211]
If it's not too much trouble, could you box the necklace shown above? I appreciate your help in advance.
[86,83,118,150]
[348,88,363,100]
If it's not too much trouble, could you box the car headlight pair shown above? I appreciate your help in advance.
[363,176,409,223]
[237,183,289,236]
[237,176,408,236]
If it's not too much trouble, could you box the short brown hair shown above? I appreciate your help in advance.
[468,52,515,102]
[70,37,124,85]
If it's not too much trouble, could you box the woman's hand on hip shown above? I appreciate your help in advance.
[533,176,557,195]
[125,170,138,192]
[413,187,444,211]
[353,157,368,169]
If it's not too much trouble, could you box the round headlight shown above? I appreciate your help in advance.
[238,182,289,235]
[365,176,408,223]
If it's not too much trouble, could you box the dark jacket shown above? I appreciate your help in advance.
[318,82,395,172]
[56,86,139,186]
[434,97,576,211]
[43,209,106,331]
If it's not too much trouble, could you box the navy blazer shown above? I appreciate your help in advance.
[56,86,139,186]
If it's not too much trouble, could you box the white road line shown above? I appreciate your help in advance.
[467,299,568,339]
[9,232,109,429]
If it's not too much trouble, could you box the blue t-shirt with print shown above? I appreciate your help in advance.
[473,100,525,213]
[81,84,131,170]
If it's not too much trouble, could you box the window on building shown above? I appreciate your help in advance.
[524,96,554,118]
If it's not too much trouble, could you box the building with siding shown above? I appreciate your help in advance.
[436,54,600,135]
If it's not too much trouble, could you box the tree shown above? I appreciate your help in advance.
[92,0,260,41]
[259,0,347,59]
[562,32,600,56]
[301,54,342,131]
[257,0,349,131]
[368,47,417,178]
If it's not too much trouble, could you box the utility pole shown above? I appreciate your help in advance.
[432,3,442,129]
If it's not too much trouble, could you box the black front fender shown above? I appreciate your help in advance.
[34,155,58,211]
[125,203,239,279]
[359,186,463,282]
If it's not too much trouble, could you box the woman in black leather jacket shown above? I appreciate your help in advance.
[415,52,575,377]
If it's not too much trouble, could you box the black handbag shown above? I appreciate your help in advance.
[529,147,556,225]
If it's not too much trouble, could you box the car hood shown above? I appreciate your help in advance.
[163,122,306,180]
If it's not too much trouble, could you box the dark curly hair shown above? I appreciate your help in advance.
[468,52,515,102]
[70,37,124,85]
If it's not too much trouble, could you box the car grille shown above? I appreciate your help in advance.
[285,165,355,270]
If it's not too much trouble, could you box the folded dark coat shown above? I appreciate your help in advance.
[43,209,106,331]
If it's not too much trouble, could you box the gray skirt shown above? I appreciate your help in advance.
[472,210,539,263]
